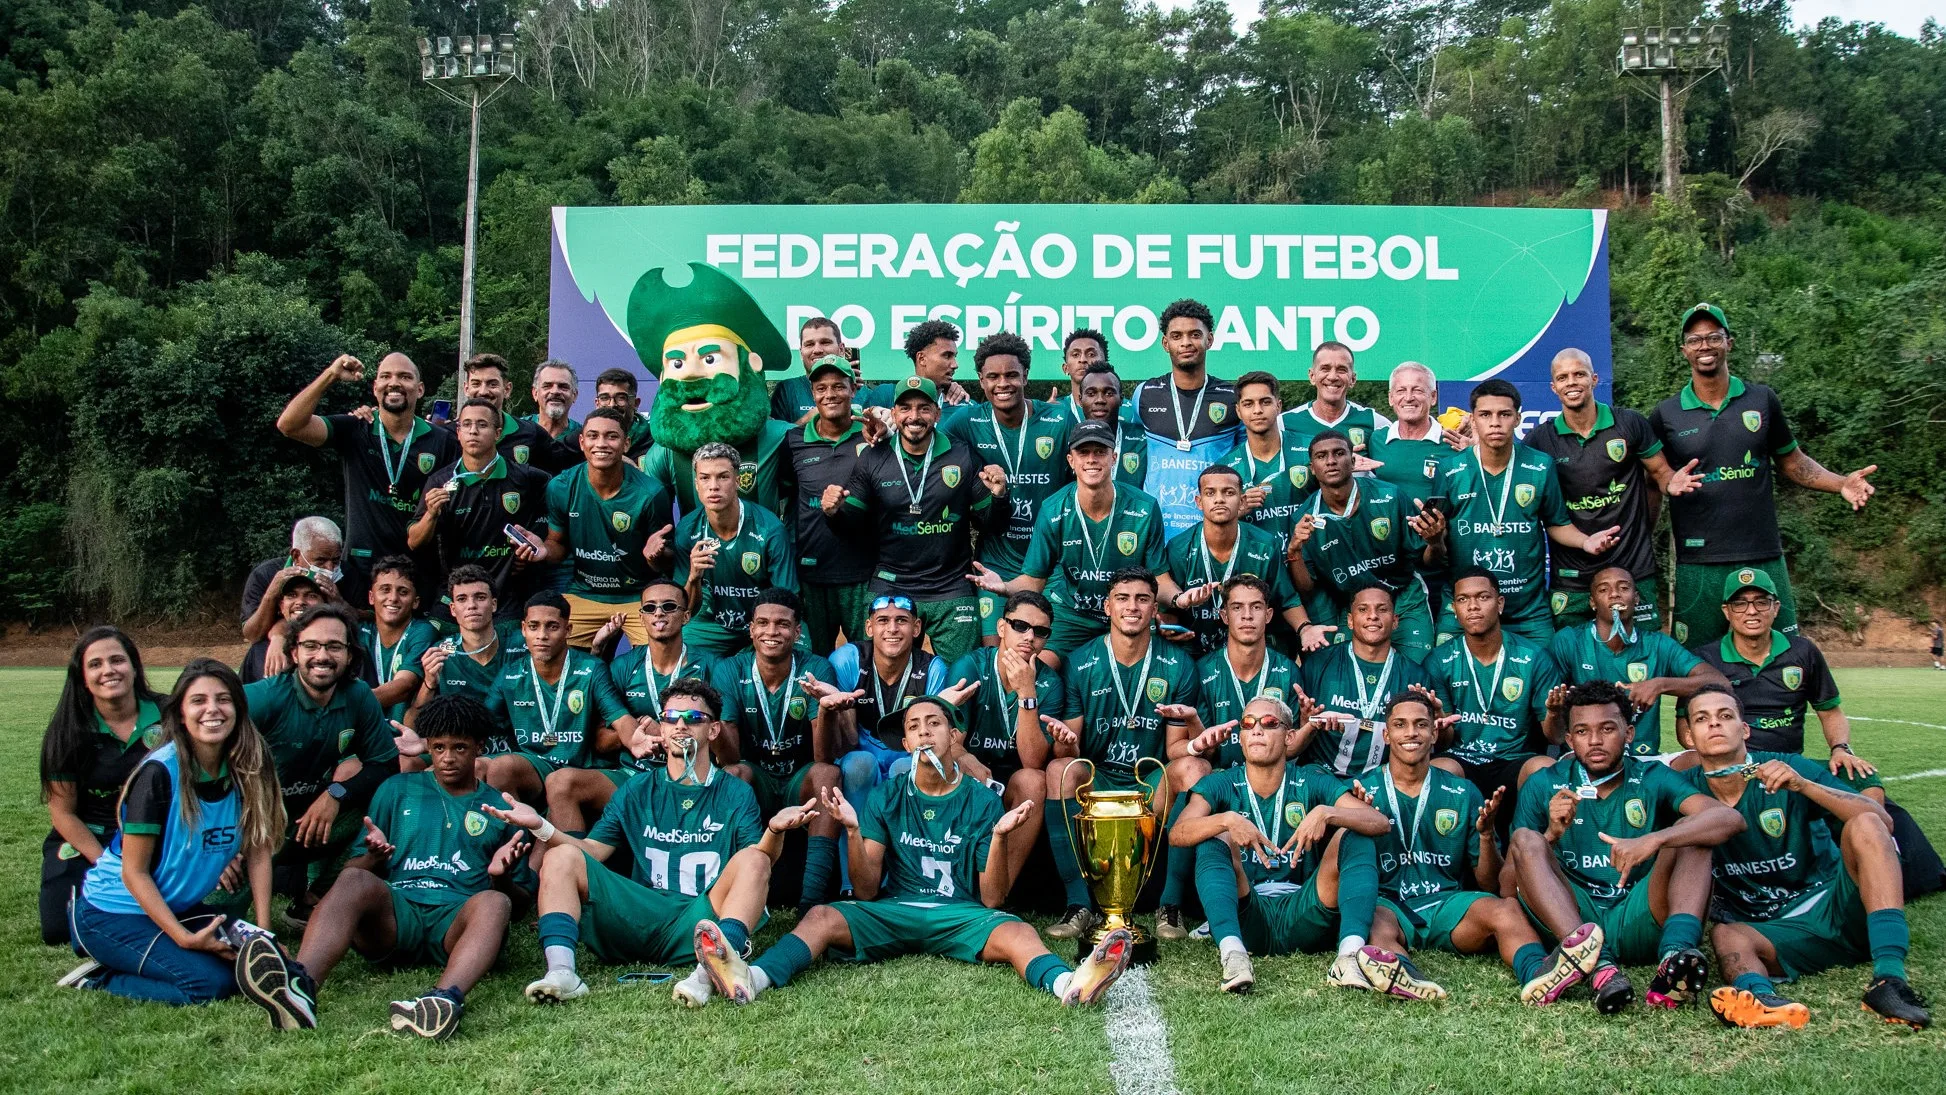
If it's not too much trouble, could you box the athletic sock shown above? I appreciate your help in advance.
[1157,793,1193,907]
[1334,832,1379,949]
[1026,953,1071,996]
[1513,942,1547,984]
[1867,908,1911,980]
[1194,839,1243,945]
[718,917,751,957]
[537,912,579,973]
[753,933,815,990]
[802,835,839,907]
[1733,971,1778,997]
[1052,971,1074,999]
[1218,936,1247,960]
[1658,912,1703,958]
[1048,798,1094,907]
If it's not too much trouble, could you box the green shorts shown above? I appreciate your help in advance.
[831,898,1021,964]
[1240,874,1340,956]
[1046,610,1109,659]
[803,580,871,652]
[682,617,753,659]
[1743,870,1870,981]
[914,594,981,663]
[1380,891,1494,954]
[1672,558,1797,647]
[385,888,466,967]
[747,763,816,816]
[1522,880,1660,966]
[1549,577,1662,632]
[579,851,718,966]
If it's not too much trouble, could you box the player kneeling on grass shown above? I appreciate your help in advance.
[1357,693,1602,1004]
[1681,686,1930,1030]
[248,695,533,1040]
[489,677,816,1007]
[692,696,1134,1008]
[1509,681,1744,1015]
[1169,695,1397,995]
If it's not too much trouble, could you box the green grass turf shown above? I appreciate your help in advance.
[0,667,1941,1093]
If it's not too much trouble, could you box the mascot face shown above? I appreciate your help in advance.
[627,262,789,455]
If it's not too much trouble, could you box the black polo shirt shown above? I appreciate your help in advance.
[417,454,552,604]
[496,411,554,472]
[1650,377,1797,564]
[46,700,162,833]
[1687,630,1840,754]
[1524,402,1662,588]
[519,414,584,476]
[783,418,875,585]
[321,414,457,569]
[838,431,1002,599]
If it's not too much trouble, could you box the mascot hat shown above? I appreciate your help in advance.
[625,262,789,378]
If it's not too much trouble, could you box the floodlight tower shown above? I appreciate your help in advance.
[1617,22,1729,197]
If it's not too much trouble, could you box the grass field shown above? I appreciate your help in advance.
[1,667,1942,1094]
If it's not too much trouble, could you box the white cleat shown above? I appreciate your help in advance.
[1327,952,1376,991]
[57,959,103,989]
[1219,949,1255,994]
[523,967,589,1004]
[1355,946,1447,1002]
[672,966,714,1008]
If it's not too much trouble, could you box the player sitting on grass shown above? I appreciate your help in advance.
[248,695,532,1041]
[691,695,1134,1008]
[1509,681,1744,1014]
[1681,685,1931,1030]
[488,677,818,1007]
[1169,695,1396,995]
[1356,693,1602,1005]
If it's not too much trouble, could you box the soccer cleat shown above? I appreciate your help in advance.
[388,994,462,1041]
[523,968,589,1005]
[1861,976,1932,1029]
[1327,952,1375,991]
[1591,965,1634,1015]
[1045,905,1102,941]
[1647,947,1710,1009]
[671,966,714,1008]
[695,920,759,1006]
[1190,921,1212,941]
[1062,928,1133,1006]
[1155,905,1188,941]
[1519,923,1604,1006]
[1355,946,1447,1002]
[1219,949,1255,994]
[57,959,104,990]
[235,935,317,1030]
[1709,986,1809,1029]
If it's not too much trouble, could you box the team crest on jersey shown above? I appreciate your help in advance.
[1209,404,1227,424]
[1502,677,1524,703]
[1624,798,1647,828]
[1422,458,1439,480]
[941,465,961,489]
[611,511,631,533]
[1284,802,1305,827]
[1759,807,1786,838]
[1514,482,1536,508]
[1146,677,1167,703]
[1117,531,1137,556]
[1369,517,1391,540]
[741,551,762,575]
[1434,808,1460,836]
[1742,410,1762,433]
[337,727,354,754]
[855,441,869,456]
[418,452,436,474]
[787,696,808,720]
[1551,591,1568,614]
[1349,427,1367,448]
[1674,621,1689,642]
[464,810,488,837]
[979,597,994,618]
[738,461,757,493]
[1291,466,1309,489]
[141,725,163,748]
[501,491,521,514]
[1626,662,1648,683]
[567,689,585,715]
[1122,452,1139,474]
[1606,438,1627,462]
[1781,666,1803,690]
[1036,436,1055,460]
[513,444,530,464]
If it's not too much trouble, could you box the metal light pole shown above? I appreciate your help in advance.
[418,33,522,376]
[1617,23,1729,198]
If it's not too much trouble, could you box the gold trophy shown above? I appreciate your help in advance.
[1062,756,1172,965]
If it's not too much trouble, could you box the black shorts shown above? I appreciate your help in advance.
[1460,757,1527,802]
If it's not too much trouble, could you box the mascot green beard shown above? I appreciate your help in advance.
[626,262,795,515]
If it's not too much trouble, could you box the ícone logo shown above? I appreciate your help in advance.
[1502,677,1524,703]
[1036,436,1054,460]
[1624,798,1647,828]
[1122,452,1139,474]
[1606,438,1627,462]
[501,491,521,514]
[1742,410,1762,433]
[611,510,632,533]
[1209,403,1227,424]
[1369,517,1391,540]
[1760,807,1786,838]
[741,551,761,575]
[1626,662,1649,683]
[1284,802,1305,827]
[941,465,961,489]
[1434,808,1460,836]
[1514,482,1536,508]
[513,444,530,464]
[418,452,436,474]
[567,689,585,715]
[1146,677,1167,703]
[1781,666,1803,690]
[1117,530,1137,555]
[464,810,488,837]
[1551,591,1568,614]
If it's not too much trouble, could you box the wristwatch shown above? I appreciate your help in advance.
[326,782,348,802]
[1831,742,1853,754]
[1019,696,1038,711]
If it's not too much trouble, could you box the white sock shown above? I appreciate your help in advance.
[749,967,772,994]
[1052,971,1074,999]
[544,945,577,974]
[1218,936,1247,959]
[678,966,712,996]
[1337,935,1365,958]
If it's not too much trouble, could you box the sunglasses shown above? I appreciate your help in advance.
[1240,714,1286,730]
[640,599,685,616]
[659,709,713,725]
[870,595,916,614]
[1002,617,1052,640]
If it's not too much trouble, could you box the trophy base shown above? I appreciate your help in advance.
[1080,923,1157,966]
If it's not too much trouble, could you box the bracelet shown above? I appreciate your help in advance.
[534,819,557,842]
[1186,741,1202,758]
[1832,742,1853,753]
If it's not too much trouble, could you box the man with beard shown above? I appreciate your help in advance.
[246,602,401,923]
[1129,299,1240,535]
[944,333,1073,644]
[409,398,551,616]
[592,369,656,463]
[674,442,797,657]
[1221,370,1315,550]
[629,264,796,519]
[782,354,876,652]
[1546,566,1723,757]
[1280,342,1390,458]
[537,408,675,650]
[772,316,848,425]
[520,360,584,475]
[461,354,553,471]
[1081,361,1147,486]
[277,352,456,606]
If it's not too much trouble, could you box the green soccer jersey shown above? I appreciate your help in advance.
[1297,480,1426,606]
[642,418,795,520]
[1512,755,1699,907]
[1424,631,1562,765]
[1355,766,1484,912]
[545,462,674,604]
[1296,644,1444,776]
[709,652,838,779]
[429,621,527,705]
[357,772,518,903]
[1164,521,1298,653]
[944,400,1073,578]
[610,644,720,773]
[673,501,798,639]
[1684,752,1847,922]
[1190,762,1347,889]
[243,675,396,801]
[1367,422,1454,511]
[944,647,1069,775]
[1548,623,1702,755]
[1020,483,1168,626]
[1220,431,1316,544]
[1434,447,1570,622]
[1060,635,1199,784]
[1195,646,1299,769]
[588,766,764,897]
[860,771,1005,904]
[1280,401,1388,455]
[483,649,633,769]
[359,618,440,724]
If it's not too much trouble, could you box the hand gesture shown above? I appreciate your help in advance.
[1295,688,1325,729]
[484,791,547,832]
[1042,715,1079,749]
[1352,454,1383,474]
[590,612,627,652]
[324,353,364,386]
[818,784,859,831]
[1297,621,1337,653]
[966,561,1008,594]
[488,833,531,877]
[1582,525,1622,556]
[1546,788,1579,841]
[184,915,236,959]
[1841,465,1877,510]
[349,405,377,424]
[860,411,889,445]
[361,815,396,858]
[979,463,1008,497]
[767,802,822,833]
[1240,484,1268,514]
[820,483,850,516]
[421,486,451,519]
[1476,786,1505,836]
[1619,678,1662,713]
[643,524,673,567]
[263,638,292,679]
[1828,749,1876,780]
[1175,582,1217,610]
[1751,759,1806,794]
[1346,780,1375,806]
[1445,413,1474,450]
[294,793,341,847]
[803,673,864,713]
[388,719,425,759]
[627,721,665,760]
[1598,831,1657,886]
[996,648,1037,695]
[1545,682,1572,715]
[689,537,719,574]
[940,676,981,708]
[1288,514,1317,552]
[1286,804,1335,859]
[1155,703,1198,725]
[1666,458,1703,497]
[1191,720,1237,757]
[420,643,451,680]
[993,799,1035,836]
[943,380,972,406]
[1226,813,1279,862]
[1407,498,1446,541]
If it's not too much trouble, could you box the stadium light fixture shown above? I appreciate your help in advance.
[1616,21,1732,197]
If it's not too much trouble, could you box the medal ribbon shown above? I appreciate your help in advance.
[896,440,937,512]
[1104,637,1156,736]
[1169,380,1209,450]
[529,656,569,745]
[1381,766,1435,854]
[375,419,415,493]
[755,656,800,753]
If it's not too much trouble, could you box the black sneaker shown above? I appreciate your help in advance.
[1591,965,1634,1015]
[1862,976,1932,1029]
[235,935,317,1030]
[1155,905,1187,941]
[1647,948,1709,1009]
[1045,905,1103,941]
[389,992,463,1041]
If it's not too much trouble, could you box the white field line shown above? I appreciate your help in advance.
[1104,966,1181,1095]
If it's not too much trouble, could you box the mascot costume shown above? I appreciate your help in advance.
[628,262,796,517]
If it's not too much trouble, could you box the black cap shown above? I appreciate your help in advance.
[1068,420,1116,452]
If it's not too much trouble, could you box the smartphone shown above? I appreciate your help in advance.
[1158,623,1195,637]
[617,971,674,984]
[432,398,454,420]
[504,523,540,550]
[221,919,276,948]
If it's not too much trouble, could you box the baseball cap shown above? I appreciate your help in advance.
[1721,567,1778,603]
[892,375,939,406]
[1680,302,1731,335]
[807,353,855,382]
[1068,420,1116,451]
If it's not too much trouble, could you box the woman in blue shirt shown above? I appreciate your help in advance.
[67,659,289,1007]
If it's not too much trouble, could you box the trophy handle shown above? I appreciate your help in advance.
[1061,758,1097,865]
[1133,754,1173,895]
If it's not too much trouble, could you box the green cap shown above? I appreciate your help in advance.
[1680,302,1731,335]
[1721,567,1778,603]
[807,353,855,382]
[891,375,940,406]
[623,261,790,378]
[876,694,963,744]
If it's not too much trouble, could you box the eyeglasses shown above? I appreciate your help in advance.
[1727,596,1777,613]
[1240,714,1285,730]
[659,708,713,725]
[640,600,684,616]
[1002,617,1052,640]
[1682,332,1729,348]
[870,595,916,614]
[296,640,349,656]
